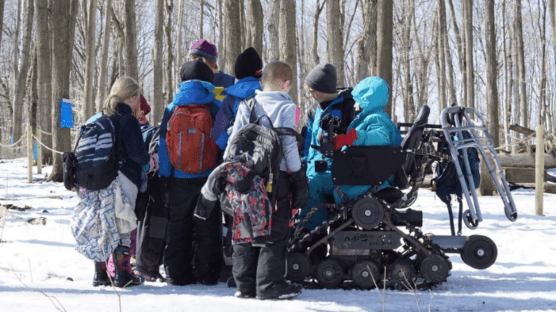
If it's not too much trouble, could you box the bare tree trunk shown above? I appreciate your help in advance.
[377,0,393,116]
[50,0,77,182]
[83,0,97,120]
[435,0,447,113]
[164,0,174,104]
[539,0,547,125]
[439,0,456,105]
[279,0,298,104]
[176,0,183,74]
[13,0,22,97]
[266,0,280,63]
[485,0,499,147]
[327,0,345,88]
[0,0,4,49]
[246,0,263,55]
[356,0,377,82]
[224,1,241,75]
[98,0,112,110]
[12,0,34,143]
[152,0,164,124]
[514,0,527,128]
[200,0,204,39]
[35,0,52,164]
[433,14,444,118]
[401,0,415,122]
[239,0,245,50]
[30,51,38,135]
[124,0,139,80]
[217,0,225,69]
[310,0,324,66]
[464,0,474,108]
[502,0,511,151]
[447,0,465,105]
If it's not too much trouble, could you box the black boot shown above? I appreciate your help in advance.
[92,261,110,287]
[112,245,143,288]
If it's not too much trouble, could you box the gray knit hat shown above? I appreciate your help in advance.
[304,63,337,94]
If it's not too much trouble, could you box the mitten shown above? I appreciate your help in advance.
[289,169,309,209]
[345,129,359,146]
[333,134,347,151]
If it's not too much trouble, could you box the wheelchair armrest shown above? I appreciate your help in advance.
[331,146,407,186]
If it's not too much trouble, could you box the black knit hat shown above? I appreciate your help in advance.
[304,63,337,94]
[180,60,214,83]
[234,47,263,80]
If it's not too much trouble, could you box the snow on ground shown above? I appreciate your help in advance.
[0,157,555,312]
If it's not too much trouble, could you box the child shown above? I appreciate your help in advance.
[225,61,308,300]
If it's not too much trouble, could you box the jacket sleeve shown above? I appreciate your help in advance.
[301,109,315,165]
[158,105,173,177]
[121,115,150,166]
[280,104,302,173]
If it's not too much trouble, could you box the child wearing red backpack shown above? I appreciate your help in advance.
[158,60,222,286]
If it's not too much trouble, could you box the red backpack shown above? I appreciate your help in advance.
[166,105,219,174]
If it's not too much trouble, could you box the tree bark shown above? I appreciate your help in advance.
[267,0,280,63]
[35,0,52,164]
[217,0,225,70]
[514,0,527,128]
[200,0,204,39]
[11,0,34,143]
[485,0,499,147]
[152,0,164,124]
[124,0,139,80]
[279,0,298,104]
[310,0,324,67]
[435,0,447,113]
[83,0,97,120]
[50,0,78,182]
[246,0,263,55]
[401,0,414,122]
[355,0,376,81]
[439,0,456,106]
[502,0,511,151]
[539,0,547,125]
[464,0,474,108]
[377,0,393,116]
[0,0,4,50]
[447,0,465,106]
[224,1,241,75]
[164,0,174,104]
[98,0,112,111]
[327,0,345,88]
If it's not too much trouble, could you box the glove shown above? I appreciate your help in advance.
[289,169,309,209]
[147,154,159,173]
[332,129,358,151]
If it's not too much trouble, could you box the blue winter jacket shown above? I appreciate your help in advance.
[337,77,403,199]
[158,80,218,179]
[210,77,262,150]
[304,88,355,180]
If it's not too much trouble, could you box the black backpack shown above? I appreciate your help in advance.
[225,98,301,195]
[63,115,120,191]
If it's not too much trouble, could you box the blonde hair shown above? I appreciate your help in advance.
[102,76,141,116]
[261,61,292,91]
[189,54,218,70]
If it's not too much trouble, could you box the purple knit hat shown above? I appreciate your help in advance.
[189,39,218,61]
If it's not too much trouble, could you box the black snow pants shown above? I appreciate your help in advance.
[162,177,223,285]
[135,175,168,275]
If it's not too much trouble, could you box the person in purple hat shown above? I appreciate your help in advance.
[189,39,235,90]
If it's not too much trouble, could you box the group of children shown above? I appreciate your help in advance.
[74,38,402,300]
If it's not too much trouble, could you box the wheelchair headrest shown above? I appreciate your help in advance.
[400,105,429,150]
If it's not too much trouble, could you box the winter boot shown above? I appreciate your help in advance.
[92,261,110,287]
[112,245,143,288]
[256,282,302,300]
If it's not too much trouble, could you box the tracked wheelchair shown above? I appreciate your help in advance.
[286,105,518,290]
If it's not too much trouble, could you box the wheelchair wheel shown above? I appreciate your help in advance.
[420,254,450,283]
[315,259,345,289]
[286,252,311,283]
[351,259,380,290]
[463,209,479,229]
[462,235,497,270]
[387,258,416,290]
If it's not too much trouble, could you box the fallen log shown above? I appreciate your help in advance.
[496,153,556,168]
